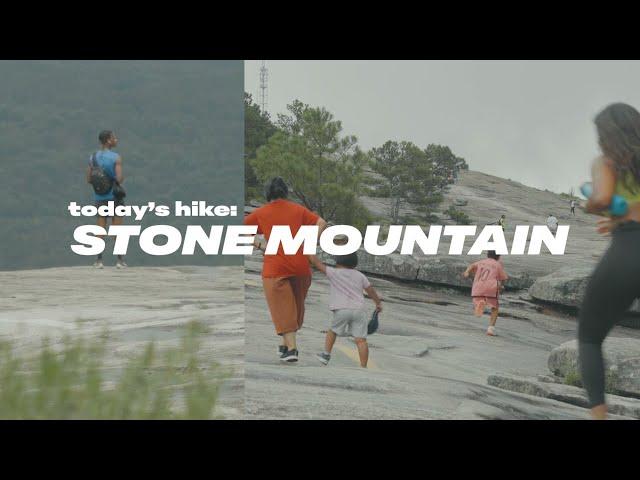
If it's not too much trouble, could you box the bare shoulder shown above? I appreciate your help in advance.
[592,155,615,172]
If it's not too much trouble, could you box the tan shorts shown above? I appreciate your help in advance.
[262,276,312,335]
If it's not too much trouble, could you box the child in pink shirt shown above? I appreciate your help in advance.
[462,250,509,336]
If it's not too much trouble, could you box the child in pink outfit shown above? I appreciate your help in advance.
[462,250,509,336]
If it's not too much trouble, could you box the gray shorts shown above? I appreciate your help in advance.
[330,308,368,339]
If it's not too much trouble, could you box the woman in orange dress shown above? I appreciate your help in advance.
[244,177,327,362]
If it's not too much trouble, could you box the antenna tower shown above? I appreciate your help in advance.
[258,60,268,113]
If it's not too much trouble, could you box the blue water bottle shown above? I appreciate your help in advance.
[580,182,628,216]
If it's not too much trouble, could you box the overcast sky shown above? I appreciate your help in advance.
[245,60,640,194]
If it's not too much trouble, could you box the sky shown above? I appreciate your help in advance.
[245,60,640,194]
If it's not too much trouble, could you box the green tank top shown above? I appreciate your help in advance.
[615,171,640,204]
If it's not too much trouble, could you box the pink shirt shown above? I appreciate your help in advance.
[471,258,508,298]
[325,266,371,310]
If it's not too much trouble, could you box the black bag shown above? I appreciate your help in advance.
[89,153,114,195]
[112,180,126,200]
[368,309,380,335]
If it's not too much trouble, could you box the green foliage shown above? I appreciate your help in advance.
[251,100,371,227]
[244,93,279,201]
[559,186,580,201]
[0,61,243,270]
[563,367,621,396]
[444,206,472,225]
[425,144,468,187]
[560,192,580,201]
[563,369,582,388]
[0,321,228,419]
[367,141,465,222]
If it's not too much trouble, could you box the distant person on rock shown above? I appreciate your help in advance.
[462,250,509,336]
[577,103,640,420]
[546,214,559,233]
[244,177,327,363]
[497,214,506,231]
[570,199,577,215]
[308,252,382,368]
[86,130,127,269]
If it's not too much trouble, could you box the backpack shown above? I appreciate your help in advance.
[89,152,114,195]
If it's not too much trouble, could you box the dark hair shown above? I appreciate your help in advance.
[98,130,114,145]
[265,177,289,202]
[335,252,358,269]
[595,103,640,193]
[487,250,500,260]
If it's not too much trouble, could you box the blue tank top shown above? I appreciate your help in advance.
[89,149,118,200]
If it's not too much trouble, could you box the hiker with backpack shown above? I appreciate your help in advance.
[86,130,127,269]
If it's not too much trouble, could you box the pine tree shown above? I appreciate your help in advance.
[368,141,465,223]
[251,100,371,229]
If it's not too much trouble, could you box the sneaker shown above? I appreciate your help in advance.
[93,260,104,269]
[486,326,497,336]
[280,349,299,363]
[278,345,288,357]
[116,260,128,269]
[316,352,331,365]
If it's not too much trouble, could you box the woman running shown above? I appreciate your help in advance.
[578,103,640,419]
[244,177,327,363]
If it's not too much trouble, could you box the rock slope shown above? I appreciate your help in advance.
[244,255,640,419]
[0,265,245,419]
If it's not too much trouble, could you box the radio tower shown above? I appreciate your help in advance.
[258,60,268,113]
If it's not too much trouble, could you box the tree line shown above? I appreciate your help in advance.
[245,93,468,229]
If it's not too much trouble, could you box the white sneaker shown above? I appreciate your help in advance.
[116,260,128,269]
[93,260,104,269]
[486,326,497,336]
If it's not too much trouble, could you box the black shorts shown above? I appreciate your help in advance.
[95,199,125,217]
